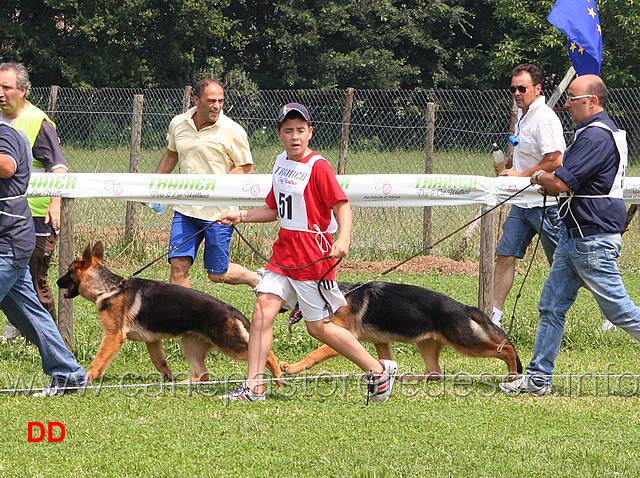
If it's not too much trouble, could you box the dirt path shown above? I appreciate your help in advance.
[338,256,479,276]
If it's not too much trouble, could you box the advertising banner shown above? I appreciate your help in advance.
[27,173,640,207]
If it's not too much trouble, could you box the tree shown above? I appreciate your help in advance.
[3,0,636,89]
[2,0,239,87]
[223,0,477,89]
[1,0,67,86]
[486,0,640,87]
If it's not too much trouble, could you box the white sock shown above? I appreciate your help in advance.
[492,307,503,325]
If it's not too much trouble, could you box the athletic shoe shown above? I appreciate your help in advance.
[499,375,552,396]
[2,322,20,340]
[288,306,303,333]
[601,311,615,331]
[32,382,81,398]
[366,359,398,403]
[219,383,266,402]
[491,308,502,327]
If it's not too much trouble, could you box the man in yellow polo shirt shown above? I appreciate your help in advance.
[154,78,260,289]
[0,63,67,339]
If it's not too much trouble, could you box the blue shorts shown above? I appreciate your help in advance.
[168,211,233,275]
[496,205,560,263]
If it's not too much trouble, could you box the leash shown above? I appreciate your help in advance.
[231,224,342,324]
[340,182,537,300]
[284,183,537,332]
[126,220,220,280]
[129,181,533,290]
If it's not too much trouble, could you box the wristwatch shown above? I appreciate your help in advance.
[532,170,544,184]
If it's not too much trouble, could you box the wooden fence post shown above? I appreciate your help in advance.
[479,204,496,316]
[58,198,75,350]
[47,85,59,121]
[337,88,355,175]
[125,94,144,242]
[423,102,435,251]
[182,86,193,113]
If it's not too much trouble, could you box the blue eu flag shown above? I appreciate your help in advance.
[547,0,603,75]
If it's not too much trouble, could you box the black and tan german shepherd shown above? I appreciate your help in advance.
[280,281,522,380]
[57,242,283,384]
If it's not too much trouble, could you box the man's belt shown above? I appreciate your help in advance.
[567,225,606,238]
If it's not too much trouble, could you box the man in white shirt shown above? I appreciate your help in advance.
[492,64,565,326]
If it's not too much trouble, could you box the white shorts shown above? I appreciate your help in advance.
[256,271,347,322]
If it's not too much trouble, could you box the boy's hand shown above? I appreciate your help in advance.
[330,237,350,259]
[218,210,242,226]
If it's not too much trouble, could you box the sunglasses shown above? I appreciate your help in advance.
[509,85,530,94]
[566,94,594,102]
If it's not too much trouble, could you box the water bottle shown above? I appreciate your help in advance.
[492,143,505,173]
[148,202,167,215]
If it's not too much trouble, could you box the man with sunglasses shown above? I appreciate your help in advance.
[500,74,640,395]
[491,63,565,327]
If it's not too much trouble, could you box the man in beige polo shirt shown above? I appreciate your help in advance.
[154,78,259,288]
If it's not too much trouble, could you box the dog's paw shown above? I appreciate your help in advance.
[86,370,98,384]
[279,361,303,375]
[279,361,293,374]
[177,374,209,384]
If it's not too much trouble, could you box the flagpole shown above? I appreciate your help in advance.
[547,66,576,108]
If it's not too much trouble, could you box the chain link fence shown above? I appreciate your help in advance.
[27,86,640,266]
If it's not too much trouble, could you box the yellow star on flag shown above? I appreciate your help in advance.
[579,46,585,54]
[597,24,601,34]
[570,42,577,52]
[588,8,596,19]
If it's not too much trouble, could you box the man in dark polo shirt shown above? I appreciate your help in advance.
[0,123,86,396]
[500,74,640,396]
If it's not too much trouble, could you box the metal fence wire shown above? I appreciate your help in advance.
[28,86,640,264]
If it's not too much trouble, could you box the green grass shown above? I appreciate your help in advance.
[2,263,640,477]
[8,145,640,475]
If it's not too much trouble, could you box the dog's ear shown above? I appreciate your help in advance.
[91,241,104,263]
[82,243,92,263]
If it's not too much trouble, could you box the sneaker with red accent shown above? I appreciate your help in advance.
[366,359,398,403]
[220,383,266,402]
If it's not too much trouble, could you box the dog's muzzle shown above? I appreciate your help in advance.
[57,273,80,299]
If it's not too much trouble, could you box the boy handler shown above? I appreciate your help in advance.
[219,104,397,402]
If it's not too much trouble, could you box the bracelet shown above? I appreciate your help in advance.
[239,210,245,223]
[532,170,544,184]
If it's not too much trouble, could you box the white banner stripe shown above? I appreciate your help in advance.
[26,173,640,207]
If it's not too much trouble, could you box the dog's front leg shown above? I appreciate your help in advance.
[280,344,340,374]
[416,340,444,381]
[146,340,174,381]
[374,343,393,360]
[87,332,127,382]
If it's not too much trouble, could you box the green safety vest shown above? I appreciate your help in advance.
[13,103,57,217]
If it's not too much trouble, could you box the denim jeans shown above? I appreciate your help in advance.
[496,204,561,264]
[527,231,640,384]
[0,249,86,387]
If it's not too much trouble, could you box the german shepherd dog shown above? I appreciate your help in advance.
[280,281,522,380]
[57,242,283,384]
